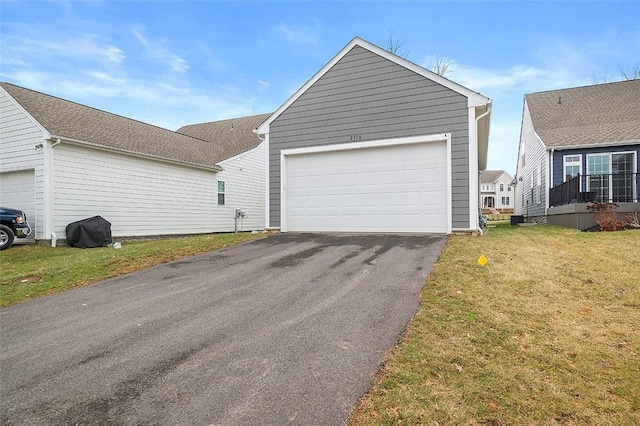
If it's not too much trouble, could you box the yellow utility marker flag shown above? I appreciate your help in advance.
[477,254,487,267]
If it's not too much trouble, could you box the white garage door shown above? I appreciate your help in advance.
[0,169,36,231]
[283,139,449,233]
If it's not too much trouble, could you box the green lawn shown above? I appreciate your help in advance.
[350,224,640,425]
[0,232,264,307]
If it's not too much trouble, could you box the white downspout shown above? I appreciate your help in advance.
[47,139,62,246]
[475,105,492,235]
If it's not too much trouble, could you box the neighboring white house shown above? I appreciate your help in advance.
[0,82,267,242]
[256,37,492,234]
[480,170,514,212]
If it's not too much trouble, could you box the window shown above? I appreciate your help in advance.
[502,196,510,206]
[587,152,636,202]
[217,180,225,205]
[563,155,581,182]
[508,185,512,192]
[500,183,504,192]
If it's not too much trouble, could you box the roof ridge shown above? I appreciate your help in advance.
[0,81,211,145]
[525,78,640,96]
[179,112,272,129]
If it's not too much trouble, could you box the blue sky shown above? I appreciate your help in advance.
[1,1,638,175]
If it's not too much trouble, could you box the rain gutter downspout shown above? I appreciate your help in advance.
[49,139,62,246]
[475,104,492,235]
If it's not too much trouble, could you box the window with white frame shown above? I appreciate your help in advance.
[500,183,504,192]
[502,196,510,206]
[563,155,581,182]
[217,180,226,205]
[587,152,636,202]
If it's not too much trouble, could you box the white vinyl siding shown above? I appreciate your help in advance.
[515,101,547,216]
[52,143,241,238]
[216,141,266,231]
[0,88,48,238]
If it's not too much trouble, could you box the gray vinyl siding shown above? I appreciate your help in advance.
[515,101,547,217]
[269,45,471,228]
[552,145,640,187]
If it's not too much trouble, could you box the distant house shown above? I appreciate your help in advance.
[514,80,640,229]
[0,82,267,242]
[256,37,492,234]
[480,170,513,212]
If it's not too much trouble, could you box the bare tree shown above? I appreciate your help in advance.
[592,63,639,83]
[386,30,409,58]
[618,63,640,81]
[431,53,454,77]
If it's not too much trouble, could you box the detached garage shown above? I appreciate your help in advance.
[257,37,492,234]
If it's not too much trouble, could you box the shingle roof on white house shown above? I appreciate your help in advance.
[178,113,271,162]
[1,82,226,170]
[480,170,507,184]
[525,79,640,148]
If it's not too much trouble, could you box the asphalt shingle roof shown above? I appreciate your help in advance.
[177,113,271,162]
[1,82,237,169]
[525,79,640,148]
[480,170,506,184]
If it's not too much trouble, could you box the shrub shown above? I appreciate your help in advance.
[586,202,626,231]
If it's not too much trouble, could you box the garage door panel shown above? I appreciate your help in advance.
[0,169,36,233]
[284,140,448,233]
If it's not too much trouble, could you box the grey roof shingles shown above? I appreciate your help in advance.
[177,113,271,162]
[1,82,268,169]
[525,79,640,148]
[480,170,506,184]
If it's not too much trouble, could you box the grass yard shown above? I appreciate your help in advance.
[0,232,264,307]
[350,223,640,426]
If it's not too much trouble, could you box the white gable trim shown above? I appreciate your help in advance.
[256,37,490,135]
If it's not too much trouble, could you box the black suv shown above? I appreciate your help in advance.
[0,207,32,250]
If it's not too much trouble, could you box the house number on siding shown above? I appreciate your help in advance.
[348,135,362,141]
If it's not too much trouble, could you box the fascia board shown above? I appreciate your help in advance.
[545,139,640,151]
[50,136,223,172]
[256,37,490,134]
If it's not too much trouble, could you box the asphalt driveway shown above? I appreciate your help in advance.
[0,233,447,425]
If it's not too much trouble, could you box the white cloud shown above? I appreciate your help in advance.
[257,80,271,92]
[131,26,189,73]
[276,23,319,45]
[1,34,125,65]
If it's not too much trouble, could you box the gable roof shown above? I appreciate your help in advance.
[0,82,223,170]
[480,170,508,184]
[177,113,270,162]
[525,79,640,149]
[256,36,491,135]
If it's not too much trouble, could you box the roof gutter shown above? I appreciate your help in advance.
[48,136,223,172]
[545,139,640,151]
